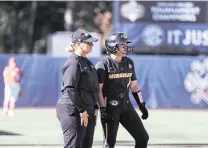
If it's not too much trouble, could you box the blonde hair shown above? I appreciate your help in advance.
[65,44,75,53]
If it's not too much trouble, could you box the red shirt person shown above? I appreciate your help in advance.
[3,57,22,117]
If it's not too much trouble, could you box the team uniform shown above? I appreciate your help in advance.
[95,32,149,148]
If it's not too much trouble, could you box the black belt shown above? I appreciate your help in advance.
[108,92,128,99]
[116,93,126,98]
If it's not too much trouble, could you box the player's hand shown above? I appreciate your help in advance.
[18,87,23,98]
[100,107,108,123]
[100,97,108,123]
[80,111,89,127]
[139,102,149,120]
[94,109,98,120]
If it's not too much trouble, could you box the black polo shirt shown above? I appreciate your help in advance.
[58,53,99,111]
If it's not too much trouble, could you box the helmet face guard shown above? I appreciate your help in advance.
[105,32,134,54]
[115,44,134,54]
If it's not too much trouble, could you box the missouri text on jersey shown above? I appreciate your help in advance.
[108,73,132,79]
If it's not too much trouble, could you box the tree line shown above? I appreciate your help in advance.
[0,1,112,54]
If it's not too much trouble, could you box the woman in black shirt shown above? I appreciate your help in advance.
[56,29,99,148]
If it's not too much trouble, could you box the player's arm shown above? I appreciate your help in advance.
[98,83,105,107]
[129,61,144,103]
[95,61,107,107]
[16,68,23,84]
[18,68,23,78]
[62,61,85,112]
[3,67,8,84]
[129,60,148,119]
[95,61,108,123]
[130,80,144,103]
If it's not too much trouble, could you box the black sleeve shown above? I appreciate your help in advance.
[130,60,137,81]
[62,61,84,111]
[95,60,107,84]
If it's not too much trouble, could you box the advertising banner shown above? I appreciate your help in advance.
[113,1,208,55]
[116,23,208,54]
[117,1,208,23]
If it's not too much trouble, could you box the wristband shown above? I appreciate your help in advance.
[132,90,143,104]
[79,108,85,113]
[137,90,144,102]
[94,104,99,109]
[100,107,106,111]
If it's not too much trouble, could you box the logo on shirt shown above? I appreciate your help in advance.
[129,64,132,69]
[90,65,95,69]
[108,73,132,79]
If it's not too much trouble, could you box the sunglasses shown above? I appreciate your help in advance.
[82,41,93,46]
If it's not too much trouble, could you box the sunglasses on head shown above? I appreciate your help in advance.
[83,33,92,39]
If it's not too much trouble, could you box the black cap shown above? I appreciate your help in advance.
[72,29,98,43]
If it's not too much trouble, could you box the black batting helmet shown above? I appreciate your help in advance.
[105,32,132,54]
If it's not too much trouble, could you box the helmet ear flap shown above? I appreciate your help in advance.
[106,44,118,54]
[105,33,121,53]
[113,44,119,53]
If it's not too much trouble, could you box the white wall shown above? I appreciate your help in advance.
[47,31,102,58]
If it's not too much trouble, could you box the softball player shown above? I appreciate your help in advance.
[95,32,149,148]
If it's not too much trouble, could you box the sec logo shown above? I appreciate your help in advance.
[141,25,164,47]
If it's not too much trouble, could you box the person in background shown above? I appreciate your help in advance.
[3,57,23,117]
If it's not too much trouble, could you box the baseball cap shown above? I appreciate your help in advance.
[72,29,98,43]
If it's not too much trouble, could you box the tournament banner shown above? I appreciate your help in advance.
[115,1,208,23]
[113,1,208,55]
[113,23,208,55]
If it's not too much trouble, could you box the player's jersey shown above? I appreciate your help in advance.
[95,56,137,98]
[3,66,22,83]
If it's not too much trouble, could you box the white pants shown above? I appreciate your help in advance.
[4,83,21,103]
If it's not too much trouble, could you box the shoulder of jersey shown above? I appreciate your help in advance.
[64,54,78,66]
[100,56,110,63]
[3,66,9,73]
[124,56,133,64]
[68,53,75,59]
[16,67,21,72]
[4,66,9,70]
[67,54,78,62]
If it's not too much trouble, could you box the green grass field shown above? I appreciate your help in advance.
[0,108,207,148]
